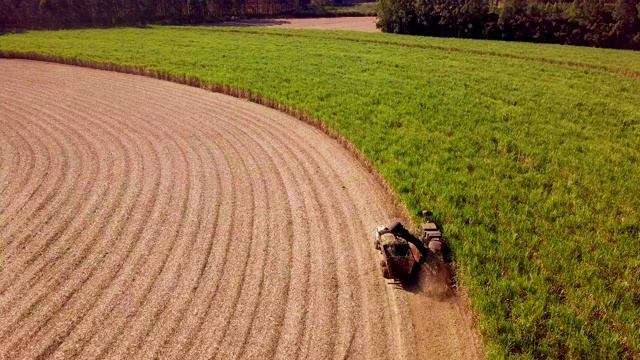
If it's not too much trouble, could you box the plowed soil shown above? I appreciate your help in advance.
[219,17,379,32]
[0,59,481,359]
[268,17,379,32]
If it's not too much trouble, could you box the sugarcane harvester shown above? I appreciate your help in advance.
[374,210,445,280]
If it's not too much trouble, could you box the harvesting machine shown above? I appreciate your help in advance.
[374,210,445,281]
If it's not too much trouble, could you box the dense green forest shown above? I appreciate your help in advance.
[378,0,640,49]
[0,0,301,29]
[3,0,639,50]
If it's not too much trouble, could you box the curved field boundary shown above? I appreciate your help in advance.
[0,59,484,359]
[0,50,412,227]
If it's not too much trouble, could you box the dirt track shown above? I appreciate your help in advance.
[219,17,379,32]
[0,59,481,359]
[266,17,379,32]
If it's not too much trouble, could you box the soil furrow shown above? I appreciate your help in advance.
[212,105,345,360]
[202,97,400,353]
[122,83,317,359]
[218,120,299,360]
[0,88,43,221]
[0,117,26,199]
[148,141,230,359]
[0,79,141,357]
[0,59,483,360]
[131,83,298,357]
[204,114,296,360]
[13,104,142,359]
[252,108,412,358]
[94,75,408,358]
[41,81,161,354]
[0,95,75,247]
[0,103,94,336]
[75,100,183,359]
[143,133,222,359]
[0,112,42,297]
[0,106,58,248]
[101,112,193,359]
[112,71,338,358]
[0,95,110,294]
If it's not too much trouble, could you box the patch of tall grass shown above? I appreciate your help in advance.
[1,26,639,359]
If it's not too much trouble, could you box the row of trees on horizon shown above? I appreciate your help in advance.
[0,0,301,29]
[2,0,639,50]
[377,0,640,49]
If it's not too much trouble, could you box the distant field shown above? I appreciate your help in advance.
[292,2,378,17]
[219,17,378,32]
[1,27,639,359]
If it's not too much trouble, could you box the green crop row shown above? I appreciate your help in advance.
[1,26,639,359]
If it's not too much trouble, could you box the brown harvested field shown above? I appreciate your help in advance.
[222,16,379,32]
[0,59,481,359]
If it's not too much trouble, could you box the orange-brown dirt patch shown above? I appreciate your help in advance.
[0,59,481,359]
[221,16,379,32]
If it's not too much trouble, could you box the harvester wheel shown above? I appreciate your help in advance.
[380,260,391,279]
[382,267,390,279]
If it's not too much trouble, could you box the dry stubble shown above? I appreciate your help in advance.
[0,59,481,359]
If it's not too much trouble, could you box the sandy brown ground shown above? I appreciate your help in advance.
[270,17,379,32]
[0,59,481,359]
[222,16,379,32]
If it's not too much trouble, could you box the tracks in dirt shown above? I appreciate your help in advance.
[0,59,481,359]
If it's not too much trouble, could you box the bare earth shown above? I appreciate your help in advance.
[0,59,481,359]
[269,17,379,32]
[223,16,379,32]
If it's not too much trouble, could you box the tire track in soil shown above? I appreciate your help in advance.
[114,78,303,360]
[221,106,337,360]
[0,100,45,231]
[49,90,166,359]
[71,97,184,359]
[0,99,74,248]
[13,101,149,359]
[6,79,163,358]
[0,81,141,358]
[0,112,36,208]
[0,59,483,360]
[0,106,60,251]
[0,98,105,292]
[98,103,195,359]
[223,103,378,359]
[92,80,296,360]
[0,103,96,338]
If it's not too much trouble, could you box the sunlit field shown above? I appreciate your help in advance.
[2,26,639,358]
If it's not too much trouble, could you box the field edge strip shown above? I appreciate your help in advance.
[202,27,640,79]
[0,51,415,246]
[1,51,489,356]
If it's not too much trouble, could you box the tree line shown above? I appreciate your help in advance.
[0,0,300,30]
[377,0,640,50]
